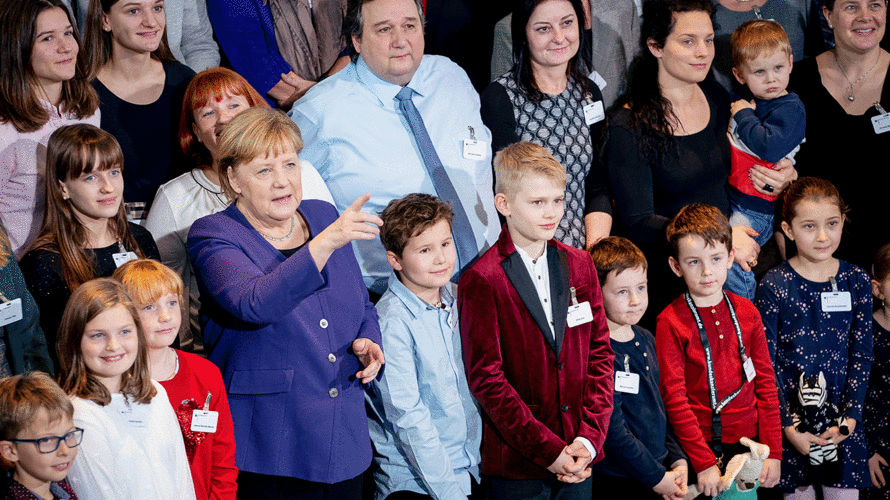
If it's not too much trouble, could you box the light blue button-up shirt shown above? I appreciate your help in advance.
[290,55,498,294]
[366,273,482,500]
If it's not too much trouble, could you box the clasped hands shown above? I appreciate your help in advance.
[549,440,593,483]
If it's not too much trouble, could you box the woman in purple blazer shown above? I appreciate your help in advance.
[187,108,384,499]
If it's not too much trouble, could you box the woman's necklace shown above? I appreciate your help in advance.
[835,50,881,101]
[258,214,296,242]
[154,347,179,381]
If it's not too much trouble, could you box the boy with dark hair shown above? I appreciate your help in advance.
[589,236,688,498]
[459,142,613,500]
[0,372,82,500]
[366,193,483,500]
[658,203,782,497]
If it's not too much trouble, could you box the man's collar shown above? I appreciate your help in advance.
[355,56,429,107]
[386,271,455,317]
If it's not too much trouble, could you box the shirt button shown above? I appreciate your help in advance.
[328,388,338,398]
[643,353,648,357]
[715,321,720,326]
[719,334,724,339]
[635,342,640,346]
[328,353,336,363]
[561,405,569,412]
[319,319,329,328]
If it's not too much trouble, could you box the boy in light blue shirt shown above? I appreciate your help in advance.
[366,193,482,500]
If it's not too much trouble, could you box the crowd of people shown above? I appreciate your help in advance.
[1,0,889,499]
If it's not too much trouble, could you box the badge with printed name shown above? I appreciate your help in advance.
[118,406,146,428]
[0,298,23,327]
[821,291,852,312]
[872,104,890,134]
[615,371,640,394]
[462,139,487,160]
[583,100,605,126]
[743,357,756,382]
[191,410,219,433]
[567,302,593,327]
[113,251,138,268]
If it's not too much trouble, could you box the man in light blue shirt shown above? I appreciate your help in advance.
[289,0,498,295]
[366,193,482,500]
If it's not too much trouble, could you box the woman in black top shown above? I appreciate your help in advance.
[19,124,159,369]
[481,0,609,249]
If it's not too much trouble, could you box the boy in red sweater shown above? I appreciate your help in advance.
[657,203,781,496]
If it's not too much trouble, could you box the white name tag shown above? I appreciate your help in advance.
[872,113,890,134]
[566,301,593,328]
[462,139,487,160]
[821,291,852,312]
[743,357,756,382]
[583,101,605,126]
[112,251,138,268]
[191,410,219,433]
[118,407,146,428]
[615,371,640,394]
[0,299,23,327]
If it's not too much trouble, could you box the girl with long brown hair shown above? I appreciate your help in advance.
[19,123,159,369]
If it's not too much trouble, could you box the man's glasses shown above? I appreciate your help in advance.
[10,428,84,453]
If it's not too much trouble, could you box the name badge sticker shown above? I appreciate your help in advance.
[743,357,756,382]
[583,100,605,126]
[567,302,593,327]
[872,103,890,134]
[821,291,852,312]
[112,251,138,268]
[191,410,219,433]
[615,371,640,394]
[0,298,23,327]
[118,406,146,428]
[462,139,487,160]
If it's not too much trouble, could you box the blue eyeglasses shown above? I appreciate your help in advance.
[10,428,84,453]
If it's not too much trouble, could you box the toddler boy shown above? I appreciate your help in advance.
[366,193,483,500]
[0,372,81,500]
[459,142,613,499]
[588,236,688,499]
[726,19,806,298]
[657,203,782,497]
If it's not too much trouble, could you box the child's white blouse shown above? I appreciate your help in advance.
[67,380,196,500]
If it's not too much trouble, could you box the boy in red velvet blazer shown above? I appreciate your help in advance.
[458,142,614,500]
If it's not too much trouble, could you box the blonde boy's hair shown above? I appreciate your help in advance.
[494,142,566,197]
[0,372,74,441]
[731,19,792,69]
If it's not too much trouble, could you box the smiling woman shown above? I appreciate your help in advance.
[19,124,160,371]
[81,0,196,215]
[481,0,610,251]
[0,0,99,258]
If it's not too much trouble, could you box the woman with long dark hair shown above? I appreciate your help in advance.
[482,0,609,249]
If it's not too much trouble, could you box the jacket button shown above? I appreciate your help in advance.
[320,319,329,328]
[328,353,336,363]
[561,405,569,412]
[329,388,338,398]
[558,362,564,370]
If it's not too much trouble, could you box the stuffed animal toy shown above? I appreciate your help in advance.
[681,437,769,500]
[792,371,848,484]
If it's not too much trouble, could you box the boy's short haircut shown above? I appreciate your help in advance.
[494,141,567,197]
[731,19,792,69]
[0,372,74,441]
[665,203,733,259]
[380,193,455,257]
[589,236,648,286]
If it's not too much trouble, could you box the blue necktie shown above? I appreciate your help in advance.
[395,86,478,271]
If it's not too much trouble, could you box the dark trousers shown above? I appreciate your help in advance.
[589,471,663,500]
[385,478,485,499]
[236,470,363,500]
[486,476,591,500]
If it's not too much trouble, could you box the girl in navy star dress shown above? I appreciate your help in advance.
[864,243,890,500]
[755,177,873,500]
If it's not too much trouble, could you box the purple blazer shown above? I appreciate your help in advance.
[187,200,380,483]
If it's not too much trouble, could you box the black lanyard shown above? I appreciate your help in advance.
[684,291,750,464]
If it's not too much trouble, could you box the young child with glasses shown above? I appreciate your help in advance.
[0,372,83,499]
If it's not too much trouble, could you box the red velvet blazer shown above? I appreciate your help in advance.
[458,229,614,479]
